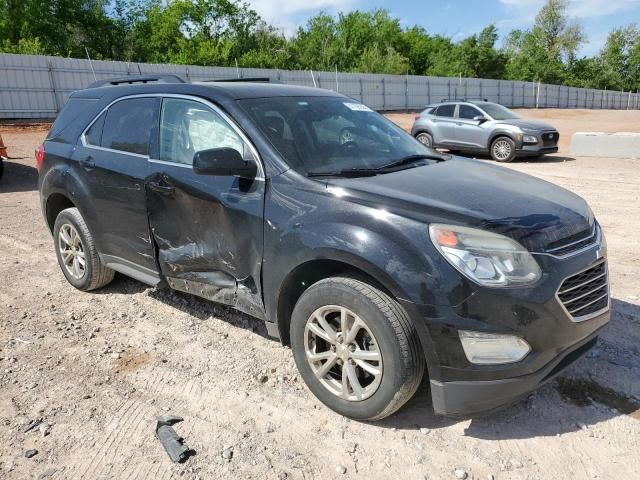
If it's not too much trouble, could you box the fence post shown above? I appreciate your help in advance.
[427,78,431,105]
[405,76,409,112]
[511,82,515,107]
[359,78,363,103]
[382,77,386,111]
[497,80,501,104]
[479,81,482,100]
[47,60,61,115]
[448,79,451,100]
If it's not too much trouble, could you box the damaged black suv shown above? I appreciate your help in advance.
[38,76,609,420]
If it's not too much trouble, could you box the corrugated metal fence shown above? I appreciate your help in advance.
[1,53,639,119]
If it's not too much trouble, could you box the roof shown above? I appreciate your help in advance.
[73,79,342,102]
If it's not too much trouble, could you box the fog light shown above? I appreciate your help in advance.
[459,330,530,364]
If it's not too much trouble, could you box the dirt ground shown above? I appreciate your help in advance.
[1,109,639,480]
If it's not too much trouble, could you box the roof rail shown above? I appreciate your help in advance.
[199,77,278,83]
[440,97,488,102]
[88,75,186,89]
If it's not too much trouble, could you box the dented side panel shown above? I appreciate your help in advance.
[146,165,266,316]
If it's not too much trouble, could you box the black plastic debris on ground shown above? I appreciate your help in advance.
[156,415,193,463]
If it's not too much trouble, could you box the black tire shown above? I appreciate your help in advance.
[290,276,425,421]
[53,207,114,291]
[415,132,433,148]
[0,158,4,181]
[490,136,517,162]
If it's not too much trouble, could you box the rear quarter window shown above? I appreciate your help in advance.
[47,97,98,143]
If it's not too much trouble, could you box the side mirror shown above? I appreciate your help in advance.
[193,147,257,178]
[473,115,488,123]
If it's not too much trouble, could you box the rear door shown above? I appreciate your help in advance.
[431,104,457,145]
[145,96,265,316]
[454,104,487,149]
[74,96,159,278]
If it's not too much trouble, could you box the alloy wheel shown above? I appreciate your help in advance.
[58,223,86,280]
[416,133,431,147]
[304,305,383,401]
[493,139,512,161]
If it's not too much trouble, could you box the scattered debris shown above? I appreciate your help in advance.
[23,418,43,433]
[222,446,234,460]
[25,449,38,459]
[156,415,191,463]
[454,469,468,479]
[419,427,431,435]
[336,464,347,474]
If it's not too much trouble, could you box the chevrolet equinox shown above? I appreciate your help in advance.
[37,77,609,420]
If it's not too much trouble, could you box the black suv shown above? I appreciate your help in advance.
[38,76,609,420]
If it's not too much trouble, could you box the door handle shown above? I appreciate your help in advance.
[80,156,95,169]
[148,181,175,195]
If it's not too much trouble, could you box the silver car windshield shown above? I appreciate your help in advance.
[238,96,432,174]
[477,103,520,120]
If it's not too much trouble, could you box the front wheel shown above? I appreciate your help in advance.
[290,276,424,421]
[490,136,516,162]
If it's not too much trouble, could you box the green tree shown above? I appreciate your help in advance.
[505,0,585,84]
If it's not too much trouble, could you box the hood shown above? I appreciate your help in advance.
[329,158,592,252]
[496,118,556,131]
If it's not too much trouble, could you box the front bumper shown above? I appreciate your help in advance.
[398,244,610,417]
[430,326,603,416]
[515,131,560,156]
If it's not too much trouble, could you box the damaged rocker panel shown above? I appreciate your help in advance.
[166,276,267,321]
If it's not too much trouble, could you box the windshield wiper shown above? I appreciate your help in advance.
[376,153,446,171]
[306,154,447,178]
[307,168,379,178]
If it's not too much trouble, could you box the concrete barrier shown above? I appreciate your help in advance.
[570,132,640,159]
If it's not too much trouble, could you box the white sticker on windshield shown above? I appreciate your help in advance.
[343,102,373,112]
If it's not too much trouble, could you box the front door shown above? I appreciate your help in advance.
[146,96,266,317]
[454,104,487,149]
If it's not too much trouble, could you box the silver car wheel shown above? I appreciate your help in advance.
[58,223,86,280]
[493,139,512,161]
[416,133,431,147]
[304,305,383,401]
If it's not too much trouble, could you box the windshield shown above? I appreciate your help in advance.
[238,96,434,175]
[477,103,520,120]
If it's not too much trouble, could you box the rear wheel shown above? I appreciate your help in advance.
[53,207,114,291]
[490,136,516,162]
[415,132,433,148]
[290,276,424,421]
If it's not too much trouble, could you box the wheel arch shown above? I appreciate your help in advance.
[487,130,516,149]
[275,257,402,346]
[45,193,76,233]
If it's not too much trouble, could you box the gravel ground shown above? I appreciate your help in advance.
[1,109,639,480]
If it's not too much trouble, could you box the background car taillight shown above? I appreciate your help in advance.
[35,143,45,172]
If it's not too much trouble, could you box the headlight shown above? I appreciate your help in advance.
[523,134,538,143]
[459,330,531,364]
[429,224,541,287]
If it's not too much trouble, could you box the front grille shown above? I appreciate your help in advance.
[542,131,559,147]
[557,261,609,321]
[546,225,597,256]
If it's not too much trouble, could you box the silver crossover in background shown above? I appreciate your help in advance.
[411,100,559,162]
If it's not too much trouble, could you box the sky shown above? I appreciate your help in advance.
[246,0,640,57]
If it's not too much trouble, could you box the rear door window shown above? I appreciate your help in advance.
[101,98,158,156]
[435,104,455,118]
